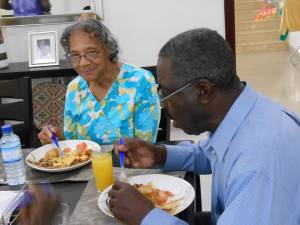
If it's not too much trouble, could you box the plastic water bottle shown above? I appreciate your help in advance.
[0,125,26,186]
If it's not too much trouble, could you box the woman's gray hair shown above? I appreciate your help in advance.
[60,19,119,62]
[159,28,236,89]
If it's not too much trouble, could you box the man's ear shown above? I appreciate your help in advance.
[195,80,215,104]
[197,90,208,96]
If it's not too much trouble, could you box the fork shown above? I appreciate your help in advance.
[118,115,135,181]
[118,137,128,182]
[47,127,64,156]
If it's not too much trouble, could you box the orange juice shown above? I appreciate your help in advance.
[91,151,114,192]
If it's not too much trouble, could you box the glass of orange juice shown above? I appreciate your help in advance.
[91,150,114,192]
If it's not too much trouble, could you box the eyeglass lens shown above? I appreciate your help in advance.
[67,50,99,64]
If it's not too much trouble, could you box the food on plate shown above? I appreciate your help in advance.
[44,148,59,159]
[133,183,182,213]
[27,142,92,168]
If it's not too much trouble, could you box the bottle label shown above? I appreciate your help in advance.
[1,144,23,163]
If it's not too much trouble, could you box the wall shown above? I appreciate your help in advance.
[50,0,90,15]
[101,0,225,66]
[2,0,225,67]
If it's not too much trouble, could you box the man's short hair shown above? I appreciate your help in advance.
[159,28,236,89]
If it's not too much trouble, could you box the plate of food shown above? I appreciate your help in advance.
[26,140,101,172]
[98,174,195,217]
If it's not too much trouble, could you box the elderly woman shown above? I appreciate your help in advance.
[38,19,160,145]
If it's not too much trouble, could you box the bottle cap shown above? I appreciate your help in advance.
[2,125,12,133]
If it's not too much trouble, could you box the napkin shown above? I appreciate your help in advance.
[0,191,23,223]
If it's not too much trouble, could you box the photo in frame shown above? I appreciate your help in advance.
[28,31,59,67]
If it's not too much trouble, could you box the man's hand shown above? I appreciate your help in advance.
[17,184,59,225]
[108,181,154,225]
[114,138,167,168]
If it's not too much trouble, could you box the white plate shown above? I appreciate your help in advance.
[98,174,195,217]
[26,140,101,172]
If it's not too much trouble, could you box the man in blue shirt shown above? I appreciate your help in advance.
[110,28,300,225]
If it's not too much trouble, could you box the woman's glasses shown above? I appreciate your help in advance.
[66,47,103,65]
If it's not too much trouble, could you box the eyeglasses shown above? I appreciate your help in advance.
[66,47,103,65]
[158,77,215,105]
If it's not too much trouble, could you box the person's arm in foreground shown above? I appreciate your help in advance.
[109,139,208,225]
[17,184,59,225]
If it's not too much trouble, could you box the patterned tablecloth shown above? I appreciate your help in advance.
[69,168,185,225]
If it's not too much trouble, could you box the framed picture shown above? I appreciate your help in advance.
[28,31,59,67]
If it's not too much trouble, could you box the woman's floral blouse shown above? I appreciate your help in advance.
[64,63,160,145]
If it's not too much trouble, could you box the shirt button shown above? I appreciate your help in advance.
[211,150,216,155]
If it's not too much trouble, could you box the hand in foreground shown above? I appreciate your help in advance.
[37,125,64,145]
[108,181,154,225]
[17,184,60,225]
[114,138,167,168]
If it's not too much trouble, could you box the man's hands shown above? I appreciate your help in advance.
[108,181,154,225]
[37,125,64,145]
[114,138,167,168]
[17,184,59,225]
[110,138,168,224]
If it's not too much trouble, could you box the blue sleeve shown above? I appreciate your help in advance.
[217,171,295,225]
[141,208,188,225]
[134,71,160,143]
[163,141,211,174]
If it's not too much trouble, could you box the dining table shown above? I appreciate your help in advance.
[0,146,197,225]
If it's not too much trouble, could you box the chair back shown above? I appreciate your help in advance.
[142,66,171,142]
[0,77,35,147]
[32,82,67,131]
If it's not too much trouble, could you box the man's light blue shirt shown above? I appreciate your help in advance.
[142,84,300,225]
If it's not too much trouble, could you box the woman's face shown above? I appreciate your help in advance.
[68,29,111,82]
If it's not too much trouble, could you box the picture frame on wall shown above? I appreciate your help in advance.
[28,31,59,67]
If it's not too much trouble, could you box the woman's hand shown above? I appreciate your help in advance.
[37,125,64,145]
[114,138,167,168]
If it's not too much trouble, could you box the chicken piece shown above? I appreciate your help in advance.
[44,148,59,160]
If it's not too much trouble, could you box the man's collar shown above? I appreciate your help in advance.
[209,83,258,162]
